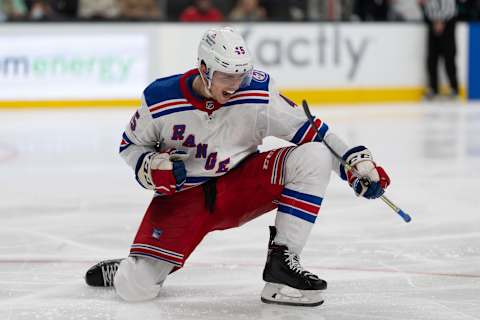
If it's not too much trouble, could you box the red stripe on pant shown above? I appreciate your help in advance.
[278,194,320,215]
[272,147,295,185]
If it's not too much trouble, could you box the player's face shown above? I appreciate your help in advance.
[210,71,246,104]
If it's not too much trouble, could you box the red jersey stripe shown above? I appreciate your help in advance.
[301,119,322,143]
[150,100,189,112]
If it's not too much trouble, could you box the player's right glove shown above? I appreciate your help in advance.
[137,150,187,195]
[343,146,390,199]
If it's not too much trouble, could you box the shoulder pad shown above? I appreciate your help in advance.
[143,74,183,107]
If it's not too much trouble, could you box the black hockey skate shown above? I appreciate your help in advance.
[261,226,327,307]
[85,259,122,287]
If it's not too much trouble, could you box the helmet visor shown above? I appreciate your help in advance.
[212,69,253,90]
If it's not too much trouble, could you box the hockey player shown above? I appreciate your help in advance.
[85,27,390,307]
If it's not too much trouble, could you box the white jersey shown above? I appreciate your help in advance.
[120,69,351,191]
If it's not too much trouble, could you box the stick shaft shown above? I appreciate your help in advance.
[301,100,411,223]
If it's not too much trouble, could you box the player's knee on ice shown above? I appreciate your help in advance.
[114,257,174,302]
[285,142,334,189]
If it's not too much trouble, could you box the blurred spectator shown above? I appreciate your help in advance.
[2,0,479,22]
[456,0,480,21]
[50,0,78,19]
[308,0,354,21]
[263,0,306,21]
[78,0,120,19]
[0,0,28,20]
[389,0,423,20]
[28,0,55,20]
[119,0,164,20]
[420,0,459,99]
[353,0,389,21]
[229,0,266,21]
[179,0,223,22]
[166,0,190,21]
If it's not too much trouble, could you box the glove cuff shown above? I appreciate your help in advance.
[344,145,373,167]
[136,152,157,190]
[340,146,371,180]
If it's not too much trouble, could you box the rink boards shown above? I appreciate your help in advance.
[0,22,478,107]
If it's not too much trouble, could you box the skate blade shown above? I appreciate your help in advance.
[260,283,324,307]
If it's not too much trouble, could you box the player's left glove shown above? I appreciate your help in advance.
[137,149,187,195]
[343,146,390,199]
[150,151,187,195]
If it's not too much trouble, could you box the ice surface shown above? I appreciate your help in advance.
[1,102,479,320]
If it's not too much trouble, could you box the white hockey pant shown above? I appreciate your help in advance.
[274,142,334,255]
[114,256,174,302]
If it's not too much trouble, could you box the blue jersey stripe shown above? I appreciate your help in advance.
[152,106,196,119]
[282,188,323,205]
[313,123,329,142]
[119,144,131,153]
[291,121,310,145]
[122,132,133,144]
[119,132,134,153]
[223,98,269,107]
[277,204,317,223]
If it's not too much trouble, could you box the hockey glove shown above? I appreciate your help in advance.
[138,150,187,195]
[344,146,390,199]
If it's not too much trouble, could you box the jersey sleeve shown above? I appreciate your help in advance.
[258,78,353,179]
[119,95,161,188]
[258,78,328,144]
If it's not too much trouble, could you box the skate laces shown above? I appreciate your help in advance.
[283,251,317,279]
[101,262,119,286]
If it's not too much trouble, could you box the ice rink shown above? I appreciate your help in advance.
[1,101,479,320]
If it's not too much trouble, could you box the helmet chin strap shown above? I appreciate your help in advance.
[198,70,213,98]
[197,69,238,99]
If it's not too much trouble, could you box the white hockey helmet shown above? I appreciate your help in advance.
[197,27,254,90]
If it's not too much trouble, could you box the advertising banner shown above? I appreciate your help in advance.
[0,23,470,105]
[157,23,467,102]
[0,34,149,100]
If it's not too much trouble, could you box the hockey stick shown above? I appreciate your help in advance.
[301,100,412,223]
